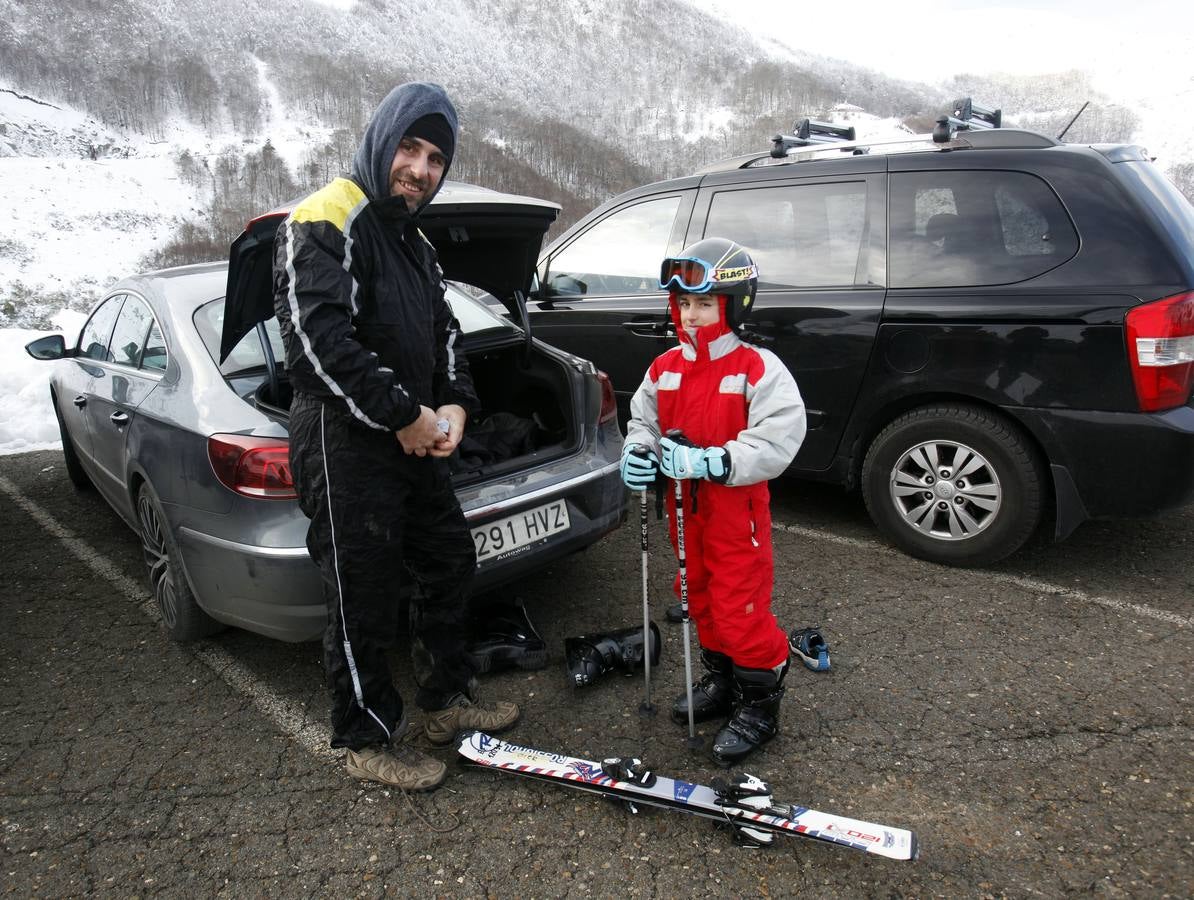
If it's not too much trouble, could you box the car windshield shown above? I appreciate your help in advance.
[194,282,514,376]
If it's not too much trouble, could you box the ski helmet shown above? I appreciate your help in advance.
[659,237,759,330]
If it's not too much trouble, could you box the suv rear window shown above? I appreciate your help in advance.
[890,170,1078,288]
[1115,159,1194,252]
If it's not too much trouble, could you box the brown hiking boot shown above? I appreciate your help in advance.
[424,693,520,746]
[345,743,446,791]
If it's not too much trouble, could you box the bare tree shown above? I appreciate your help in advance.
[1168,163,1194,204]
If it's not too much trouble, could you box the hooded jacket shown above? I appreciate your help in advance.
[625,294,807,486]
[274,82,476,431]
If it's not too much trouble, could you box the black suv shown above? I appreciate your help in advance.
[520,101,1194,566]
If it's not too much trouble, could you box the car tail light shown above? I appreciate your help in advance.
[596,370,618,425]
[208,434,297,499]
[1125,291,1194,412]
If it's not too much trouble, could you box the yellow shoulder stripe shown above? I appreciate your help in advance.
[289,178,367,230]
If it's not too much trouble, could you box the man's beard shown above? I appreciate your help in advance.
[390,169,429,208]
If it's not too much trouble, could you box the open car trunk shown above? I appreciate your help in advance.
[248,335,583,483]
[221,182,577,484]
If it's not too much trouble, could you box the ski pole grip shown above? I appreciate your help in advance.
[664,428,696,448]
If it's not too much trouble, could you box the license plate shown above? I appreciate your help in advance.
[472,500,571,564]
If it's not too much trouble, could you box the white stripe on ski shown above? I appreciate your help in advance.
[457,731,916,861]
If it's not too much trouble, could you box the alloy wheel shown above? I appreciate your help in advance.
[137,491,179,629]
[888,439,1002,541]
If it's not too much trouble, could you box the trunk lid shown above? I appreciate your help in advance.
[221,181,560,362]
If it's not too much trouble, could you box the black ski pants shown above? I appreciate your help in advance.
[289,392,476,751]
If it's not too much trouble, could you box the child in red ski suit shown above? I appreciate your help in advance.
[619,238,806,765]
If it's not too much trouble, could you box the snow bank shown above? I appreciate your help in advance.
[0,310,86,456]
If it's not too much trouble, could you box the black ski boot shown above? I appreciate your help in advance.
[671,648,734,724]
[565,622,661,687]
[711,660,789,767]
[466,598,548,674]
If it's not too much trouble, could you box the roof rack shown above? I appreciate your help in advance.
[932,96,1002,143]
[771,119,856,158]
[694,97,1057,174]
[949,97,1002,131]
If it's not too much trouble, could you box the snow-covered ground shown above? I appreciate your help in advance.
[0,154,199,296]
[0,310,85,455]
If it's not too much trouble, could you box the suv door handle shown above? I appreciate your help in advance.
[73,396,87,408]
[621,318,674,338]
[109,411,129,426]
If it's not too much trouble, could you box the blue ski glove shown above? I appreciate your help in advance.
[659,436,732,483]
[619,443,659,491]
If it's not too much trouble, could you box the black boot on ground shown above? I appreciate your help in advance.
[710,660,789,767]
[565,622,661,687]
[466,598,548,675]
[671,648,734,724]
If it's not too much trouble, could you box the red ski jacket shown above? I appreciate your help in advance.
[625,297,806,484]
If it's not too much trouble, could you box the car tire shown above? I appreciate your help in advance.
[136,480,222,641]
[862,404,1045,567]
[51,390,91,491]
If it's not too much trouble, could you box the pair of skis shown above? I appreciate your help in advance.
[456,731,917,861]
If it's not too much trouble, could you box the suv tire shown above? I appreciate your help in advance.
[862,404,1045,567]
[136,480,222,641]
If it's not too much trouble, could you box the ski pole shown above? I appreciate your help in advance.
[636,458,655,718]
[673,472,702,749]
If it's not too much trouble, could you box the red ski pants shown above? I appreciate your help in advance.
[668,480,789,669]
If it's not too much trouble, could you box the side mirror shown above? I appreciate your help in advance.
[546,273,587,297]
[25,334,68,360]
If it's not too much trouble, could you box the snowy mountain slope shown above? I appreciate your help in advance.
[0,54,335,328]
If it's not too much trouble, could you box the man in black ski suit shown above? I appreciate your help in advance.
[275,82,519,791]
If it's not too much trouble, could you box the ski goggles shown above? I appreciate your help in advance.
[659,257,758,293]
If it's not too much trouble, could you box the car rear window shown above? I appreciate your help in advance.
[890,170,1079,288]
[193,284,513,376]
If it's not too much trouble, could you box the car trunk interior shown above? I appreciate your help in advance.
[247,342,580,484]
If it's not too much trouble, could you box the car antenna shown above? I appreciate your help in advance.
[1057,101,1090,141]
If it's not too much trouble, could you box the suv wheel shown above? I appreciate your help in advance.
[136,481,222,641]
[862,404,1044,567]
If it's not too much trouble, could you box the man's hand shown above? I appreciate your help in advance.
[396,405,443,456]
[429,404,467,458]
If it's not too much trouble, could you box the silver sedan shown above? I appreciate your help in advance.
[26,185,626,642]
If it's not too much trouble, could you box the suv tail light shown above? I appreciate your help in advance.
[1125,291,1194,412]
[208,434,297,499]
[596,370,618,425]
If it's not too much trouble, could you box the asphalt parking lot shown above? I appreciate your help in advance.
[1,447,1191,898]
